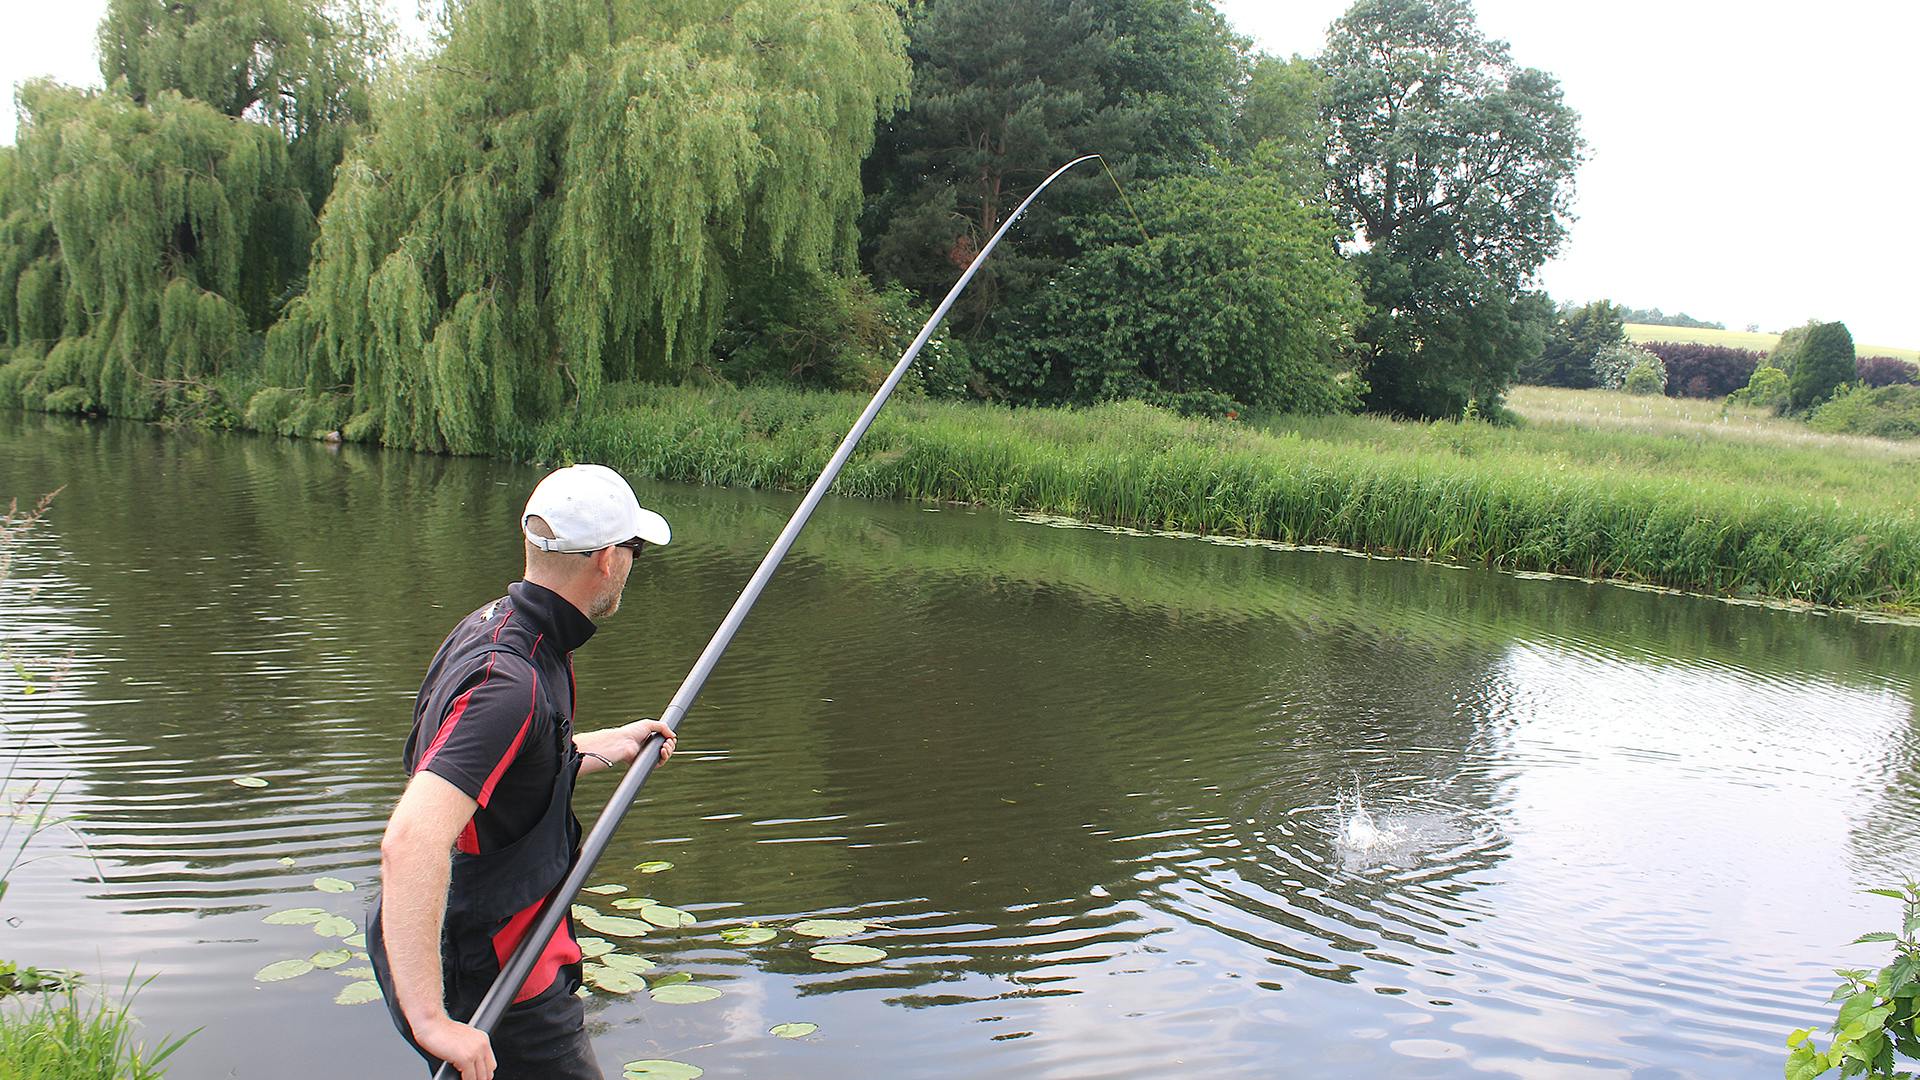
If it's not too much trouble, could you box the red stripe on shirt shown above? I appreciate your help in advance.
[417,607,515,774]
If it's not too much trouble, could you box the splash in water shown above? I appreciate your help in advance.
[1333,780,1403,852]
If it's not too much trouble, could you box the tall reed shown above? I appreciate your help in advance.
[511,385,1920,612]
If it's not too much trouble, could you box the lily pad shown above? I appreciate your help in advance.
[309,948,352,969]
[769,1022,817,1039]
[334,980,382,1005]
[622,1061,701,1080]
[611,897,656,910]
[343,932,366,948]
[571,904,598,921]
[313,876,355,894]
[640,905,695,929]
[583,964,647,994]
[600,953,656,975]
[651,972,691,987]
[791,919,866,938]
[648,983,720,1005]
[720,926,776,946]
[339,966,376,980]
[583,884,626,895]
[313,915,357,938]
[262,907,328,926]
[577,913,649,938]
[634,861,674,874]
[809,944,886,966]
[278,856,297,867]
[255,958,315,982]
[576,936,614,959]
[232,776,270,788]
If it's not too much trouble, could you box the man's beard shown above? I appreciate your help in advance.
[589,584,623,620]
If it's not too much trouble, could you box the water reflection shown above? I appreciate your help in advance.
[0,411,1915,1079]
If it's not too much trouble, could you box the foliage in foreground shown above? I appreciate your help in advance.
[1787,882,1920,1079]
[0,980,191,1080]
[512,383,1920,612]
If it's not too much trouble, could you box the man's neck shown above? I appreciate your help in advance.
[522,572,596,623]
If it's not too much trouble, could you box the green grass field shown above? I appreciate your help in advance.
[1624,323,1920,362]
[514,382,1920,612]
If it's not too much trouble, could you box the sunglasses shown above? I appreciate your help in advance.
[612,538,647,554]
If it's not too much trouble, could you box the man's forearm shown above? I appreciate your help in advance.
[381,836,454,1030]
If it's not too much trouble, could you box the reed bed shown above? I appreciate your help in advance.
[513,384,1920,612]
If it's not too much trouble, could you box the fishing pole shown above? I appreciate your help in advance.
[436,153,1107,1076]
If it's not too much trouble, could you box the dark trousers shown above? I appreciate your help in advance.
[412,973,601,1080]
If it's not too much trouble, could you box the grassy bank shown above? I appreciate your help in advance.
[1624,322,1920,362]
[512,383,1920,612]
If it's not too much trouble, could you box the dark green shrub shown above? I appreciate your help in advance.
[1519,299,1623,388]
[1790,321,1857,411]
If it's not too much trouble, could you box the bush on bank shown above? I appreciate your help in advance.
[509,383,1920,612]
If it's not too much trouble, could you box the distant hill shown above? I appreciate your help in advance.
[1618,306,1724,330]
[1624,324,1920,363]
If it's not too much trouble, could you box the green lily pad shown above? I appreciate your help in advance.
[334,980,381,1005]
[338,966,376,980]
[651,972,691,987]
[648,983,720,1005]
[571,904,598,921]
[583,884,626,895]
[611,897,656,910]
[313,876,354,894]
[622,1061,701,1080]
[576,936,614,959]
[769,1022,817,1039]
[262,907,328,925]
[309,948,352,969]
[791,919,866,938]
[577,913,649,938]
[640,905,695,929]
[278,856,297,867]
[343,932,366,947]
[720,926,776,946]
[232,776,270,788]
[809,944,886,965]
[583,964,647,994]
[601,953,656,975]
[255,958,314,982]
[313,915,357,938]
[634,861,674,874]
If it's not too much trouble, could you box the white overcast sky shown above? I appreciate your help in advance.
[4,1,1916,348]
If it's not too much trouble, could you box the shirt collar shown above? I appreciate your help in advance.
[509,579,598,654]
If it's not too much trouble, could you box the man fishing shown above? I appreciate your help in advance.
[368,464,678,1080]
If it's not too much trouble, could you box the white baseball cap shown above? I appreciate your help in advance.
[522,464,671,552]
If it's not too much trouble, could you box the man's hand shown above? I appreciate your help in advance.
[413,1014,495,1080]
[574,719,675,774]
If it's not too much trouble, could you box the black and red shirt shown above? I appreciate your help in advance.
[403,579,595,1000]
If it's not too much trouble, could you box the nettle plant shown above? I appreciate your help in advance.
[1788,881,1920,1079]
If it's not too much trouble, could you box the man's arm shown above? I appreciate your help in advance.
[379,771,496,1080]
[573,718,676,775]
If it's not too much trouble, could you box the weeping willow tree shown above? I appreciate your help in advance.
[0,0,383,417]
[267,0,910,453]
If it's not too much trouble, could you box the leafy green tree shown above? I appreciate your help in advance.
[1592,342,1661,392]
[1519,299,1624,388]
[1350,248,1551,417]
[96,0,387,209]
[1790,320,1857,411]
[863,0,1246,331]
[0,81,312,417]
[1322,0,1584,417]
[267,0,909,452]
[1769,321,1814,376]
[1232,53,1326,191]
[1004,165,1364,412]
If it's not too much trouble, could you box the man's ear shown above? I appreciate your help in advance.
[590,546,618,580]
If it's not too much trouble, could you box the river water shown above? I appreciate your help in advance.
[1,411,1916,1078]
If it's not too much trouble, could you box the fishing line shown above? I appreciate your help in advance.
[1099,155,1154,246]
